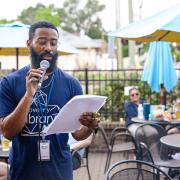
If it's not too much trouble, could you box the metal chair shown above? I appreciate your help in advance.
[105,159,172,180]
[135,123,180,175]
[98,124,137,172]
[71,134,94,180]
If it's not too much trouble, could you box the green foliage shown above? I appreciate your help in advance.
[35,5,62,26]
[139,43,149,55]
[122,45,128,57]
[18,3,44,24]
[172,49,180,62]
[71,69,180,122]
[0,19,14,24]
[18,3,63,26]
[1,1,106,39]
[87,18,105,39]
[61,0,106,39]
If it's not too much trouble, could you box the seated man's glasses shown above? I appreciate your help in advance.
[131,93,139,97]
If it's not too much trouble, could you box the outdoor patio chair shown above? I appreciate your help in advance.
[97,124,137,172]
[71,133,94,180]
[135,123,180,175]
[127,123,142,138]
[105,159,172,180]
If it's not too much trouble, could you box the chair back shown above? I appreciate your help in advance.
[127,123,142,137]
[98,124,110,151]
[139,142,155,163]
[135,123,167,162]
[105,160,172,180]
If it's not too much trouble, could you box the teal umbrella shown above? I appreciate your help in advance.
[141,41,178,93]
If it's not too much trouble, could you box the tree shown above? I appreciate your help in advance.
[0,19,14,24]
[34,5,63,26]
[87,18,104,39]
[18,3,63,26]
[6,0,106,39]
[61,0,106,39]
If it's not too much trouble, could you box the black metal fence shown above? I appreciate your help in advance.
[0,68,180,121]
[66,68,180,121]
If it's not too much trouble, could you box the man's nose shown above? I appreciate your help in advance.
[44,41,52,51]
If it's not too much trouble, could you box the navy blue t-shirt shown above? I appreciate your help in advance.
[0,65,82,180]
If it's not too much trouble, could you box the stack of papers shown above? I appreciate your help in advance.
[43,95,107,135]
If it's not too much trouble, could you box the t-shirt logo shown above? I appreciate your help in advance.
[21,90,60,136]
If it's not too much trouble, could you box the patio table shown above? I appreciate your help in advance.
[131,117,180,129]
[160,134,180,151]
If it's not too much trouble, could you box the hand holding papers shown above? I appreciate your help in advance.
[43,95,107,135]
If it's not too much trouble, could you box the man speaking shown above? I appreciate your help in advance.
[0,21,99,180]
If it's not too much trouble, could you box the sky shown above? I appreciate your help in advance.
[0,0,180,31]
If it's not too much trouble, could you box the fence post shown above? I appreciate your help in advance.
[85,68,89,94]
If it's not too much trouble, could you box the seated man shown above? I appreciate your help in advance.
[167,126,180,134]
[124,87,146,127]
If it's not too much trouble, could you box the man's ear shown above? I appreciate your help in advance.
[26,40,31,49]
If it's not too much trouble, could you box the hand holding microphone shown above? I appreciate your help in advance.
[25,60,50,96]
[38,60,50,88]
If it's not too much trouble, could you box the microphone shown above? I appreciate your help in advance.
[38,60,50,88]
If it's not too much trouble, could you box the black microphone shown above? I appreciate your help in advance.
[38,60,50,88]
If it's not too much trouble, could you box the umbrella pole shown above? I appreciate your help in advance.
[160,85,167,107]
[16,48,19,70]
[163,91,167,107]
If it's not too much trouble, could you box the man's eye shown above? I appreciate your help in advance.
[50,40,58,46]
[38,40,47,45]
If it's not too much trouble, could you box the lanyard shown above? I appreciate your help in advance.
[37,77,54,135]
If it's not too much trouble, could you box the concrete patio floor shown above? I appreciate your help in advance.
[73,152,135,180]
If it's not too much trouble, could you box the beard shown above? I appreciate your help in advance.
[30,47,58,73]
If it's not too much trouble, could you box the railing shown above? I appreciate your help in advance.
[65,68,180,121]
[1,68,180,121]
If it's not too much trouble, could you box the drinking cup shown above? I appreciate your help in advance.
[143,103,150,120]
[1,135,10,151]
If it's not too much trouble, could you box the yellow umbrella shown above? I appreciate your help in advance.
[108,3,180,43]
[0,22,79,69]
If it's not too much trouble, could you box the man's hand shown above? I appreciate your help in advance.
[25,68,48,97]
[79,112,101,131]
[72,112,101,141]
[167,127,180,134]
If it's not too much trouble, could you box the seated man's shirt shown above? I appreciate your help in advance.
[124,100,146,127]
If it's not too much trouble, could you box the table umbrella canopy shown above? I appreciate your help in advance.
[141,41,178,93]
[0,22,79,69]
[108,3,180,42]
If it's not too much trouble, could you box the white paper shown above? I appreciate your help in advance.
[43,95,107,135]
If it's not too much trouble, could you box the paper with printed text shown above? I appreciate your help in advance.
[43,95,107,135]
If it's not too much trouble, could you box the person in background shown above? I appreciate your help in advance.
[0,121,9,180]
[68,133,93,170]
[124,87,146,127]
[0,21,100,180]
[167,126,180,134]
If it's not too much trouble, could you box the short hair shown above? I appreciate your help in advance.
[29,21,59,40]
[129,87,139,95]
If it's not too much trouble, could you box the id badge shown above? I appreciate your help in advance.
[38,140,50,161]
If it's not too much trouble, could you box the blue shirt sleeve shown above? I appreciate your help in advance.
[0,77,17,117]
[124,101,138,127]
